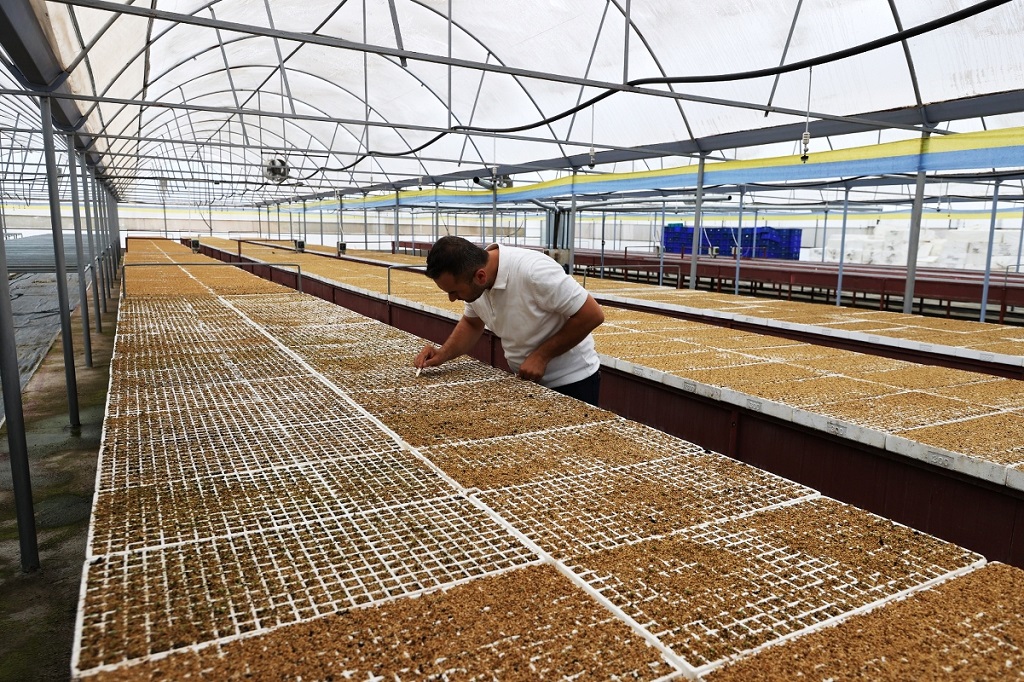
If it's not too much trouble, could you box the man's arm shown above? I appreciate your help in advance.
[414,314,486,369]
[517,294,604,381]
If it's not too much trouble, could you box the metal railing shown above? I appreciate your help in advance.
[386,263,427,297]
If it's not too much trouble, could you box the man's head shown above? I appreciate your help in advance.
[425,236,490,302]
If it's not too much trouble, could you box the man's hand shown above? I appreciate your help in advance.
[414,344,444,369]
[519,295,604,382]
[413,315,486,371]
[517,354,549,382]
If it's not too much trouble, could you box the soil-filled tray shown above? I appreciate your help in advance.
[566,497,981,668]
[421,418,701,490]
[106,369,372,429]
[744,376,900,408]
[933,378,1024,410]
[352,376,615,447]
[79,564,676,681]
[479,453,816,559]
[625,350,761,372]
[90,451,455,555]
[705,562,1024,681]
[816,391,994,432]
[857,365,997,391]
[327,357,503,395]
[899,412,1024,466]
[76,497,537,673]
[594,336,703,357]
[97,413,402,492]
[111,342,309,383]
[671,362,822,388]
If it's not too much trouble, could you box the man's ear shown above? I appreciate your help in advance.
[473,267,487,285]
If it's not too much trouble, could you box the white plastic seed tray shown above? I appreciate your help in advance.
[96,413,403,492]
[363,377,614,447]
[420,418,692,489]
[75,496,538,676]
[477,450,816,559]
[90,450,456,555]
[565,497,983,669]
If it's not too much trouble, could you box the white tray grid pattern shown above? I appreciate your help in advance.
[477,451,817,559]
[566,498,982,668]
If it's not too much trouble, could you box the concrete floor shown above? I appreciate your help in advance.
[0,291,118,681]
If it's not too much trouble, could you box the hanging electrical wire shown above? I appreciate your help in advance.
[299,0,1011,183]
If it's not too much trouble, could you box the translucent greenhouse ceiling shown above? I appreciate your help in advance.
[2,0,1024,208]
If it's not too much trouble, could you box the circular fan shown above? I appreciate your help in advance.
[262,157,290,183]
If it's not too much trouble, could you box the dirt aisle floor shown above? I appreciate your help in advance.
[1,289,118,681]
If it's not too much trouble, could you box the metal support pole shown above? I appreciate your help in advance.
[902,132,930,314]
[491,185,498,245]
[568,171,577,272]
[821,207,829,262]
[96,185,111,303]
[103,191,115,296]
[600,212,606,279]
[751,209,759,258]
[82,167,104,324]
[1016,203,1023,274]
[66,140,92,367]
[41,96,80,428]
[0,227,40,572]
[337,192,343,247]
[110,194,122,262]
[836,187,850,306]
[980,180,1001,323]
[109,195,122,281]
[733,187,745,296]
[688,155,706,289]
[394,191,400,251]
[658,202,666,286]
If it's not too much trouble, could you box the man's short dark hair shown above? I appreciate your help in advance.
[425,236,488,280]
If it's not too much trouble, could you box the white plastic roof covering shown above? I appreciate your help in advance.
[3,0,1024,209]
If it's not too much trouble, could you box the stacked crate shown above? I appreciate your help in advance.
[662,224,802,259]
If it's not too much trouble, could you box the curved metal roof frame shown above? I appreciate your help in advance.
[1,0,1023,213]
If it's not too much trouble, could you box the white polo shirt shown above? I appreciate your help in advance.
[464,244,599,388]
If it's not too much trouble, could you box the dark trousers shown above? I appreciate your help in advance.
[552,370,601,407]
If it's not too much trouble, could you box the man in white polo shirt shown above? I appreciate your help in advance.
[413,236,605,405]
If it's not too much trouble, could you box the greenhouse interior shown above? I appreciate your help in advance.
[2,0,1024,679]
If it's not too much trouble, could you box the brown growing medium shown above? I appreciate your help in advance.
[421,419,690,489]
[816,390,991,431]
[362,376,614,447]
[746,375,899,408]
[477,453,812,559]
[933,378,1024,410]
[900,412,1024,465]
[570,498,978,666]
[706,562,1024,681]
[858,365,996,390]
[675,362,821,388]
[85,564,675,681]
